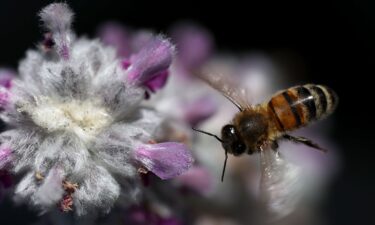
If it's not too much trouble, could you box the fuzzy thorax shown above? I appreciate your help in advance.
[19,97,112,142]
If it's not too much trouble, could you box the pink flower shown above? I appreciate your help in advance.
[0,146,12,169]
[124,205,183,225]
[98,22,132,57]
[0,3,193,215]
[126,36,174,90]
[170,23,214,70]
[175,166,214,196]
[135,142,194,180]
[0,68,16,89]
[98,25,174,96]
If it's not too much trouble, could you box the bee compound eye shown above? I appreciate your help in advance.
[221,124,238,143]
[232,141,246,156]
[221,125,236,139]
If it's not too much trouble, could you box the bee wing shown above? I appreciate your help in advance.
[195,69,250,110]
[259,147,304,220]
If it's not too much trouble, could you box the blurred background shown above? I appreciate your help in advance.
[0,0,374,224]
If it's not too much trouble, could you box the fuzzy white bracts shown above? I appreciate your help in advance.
[0,3,193,216]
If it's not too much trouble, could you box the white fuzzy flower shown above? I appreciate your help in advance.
[0,3,193,216]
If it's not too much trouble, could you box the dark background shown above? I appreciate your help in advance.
[0,1,374,225]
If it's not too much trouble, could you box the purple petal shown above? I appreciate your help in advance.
[39,3,74,60]
[175,166,214,196]
[129,207,148,223]
[126,206,157,224]
[97,22,131,57]
[158,218,183,225]
[41,32,55,50]
[131,31,154,53]
[126,36,174,86]
[0,68,16,89]
[183,96,218,126]
[134,142,194,180]
[0,147,12,169]
[143,70,169,93]
[170,23,213,69]
[125,205,182,225]
[121,58,132,70]
[0,87,11,109]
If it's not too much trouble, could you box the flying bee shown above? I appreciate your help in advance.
[193,72,338,218]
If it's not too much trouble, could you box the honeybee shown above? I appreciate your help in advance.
[193,72,338,218]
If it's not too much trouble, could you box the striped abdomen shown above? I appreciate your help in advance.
[267,84,338,131]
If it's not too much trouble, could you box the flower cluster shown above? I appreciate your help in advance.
[0,3,193,216]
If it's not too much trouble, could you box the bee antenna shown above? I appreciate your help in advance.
[221,150,228,182]
[192,127,228,182]
[192,127,223,143]
[225,96,243,112]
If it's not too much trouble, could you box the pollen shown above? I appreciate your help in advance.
[19,97,112,142]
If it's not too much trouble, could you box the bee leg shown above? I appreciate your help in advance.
[258,141,279,153]
[283,134,328,152]
[270,141,279,151]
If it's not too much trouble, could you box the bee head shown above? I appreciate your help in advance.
[191,125,246,182]
[221,124,247,156]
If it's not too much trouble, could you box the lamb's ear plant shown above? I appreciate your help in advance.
[0,3,193,216]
